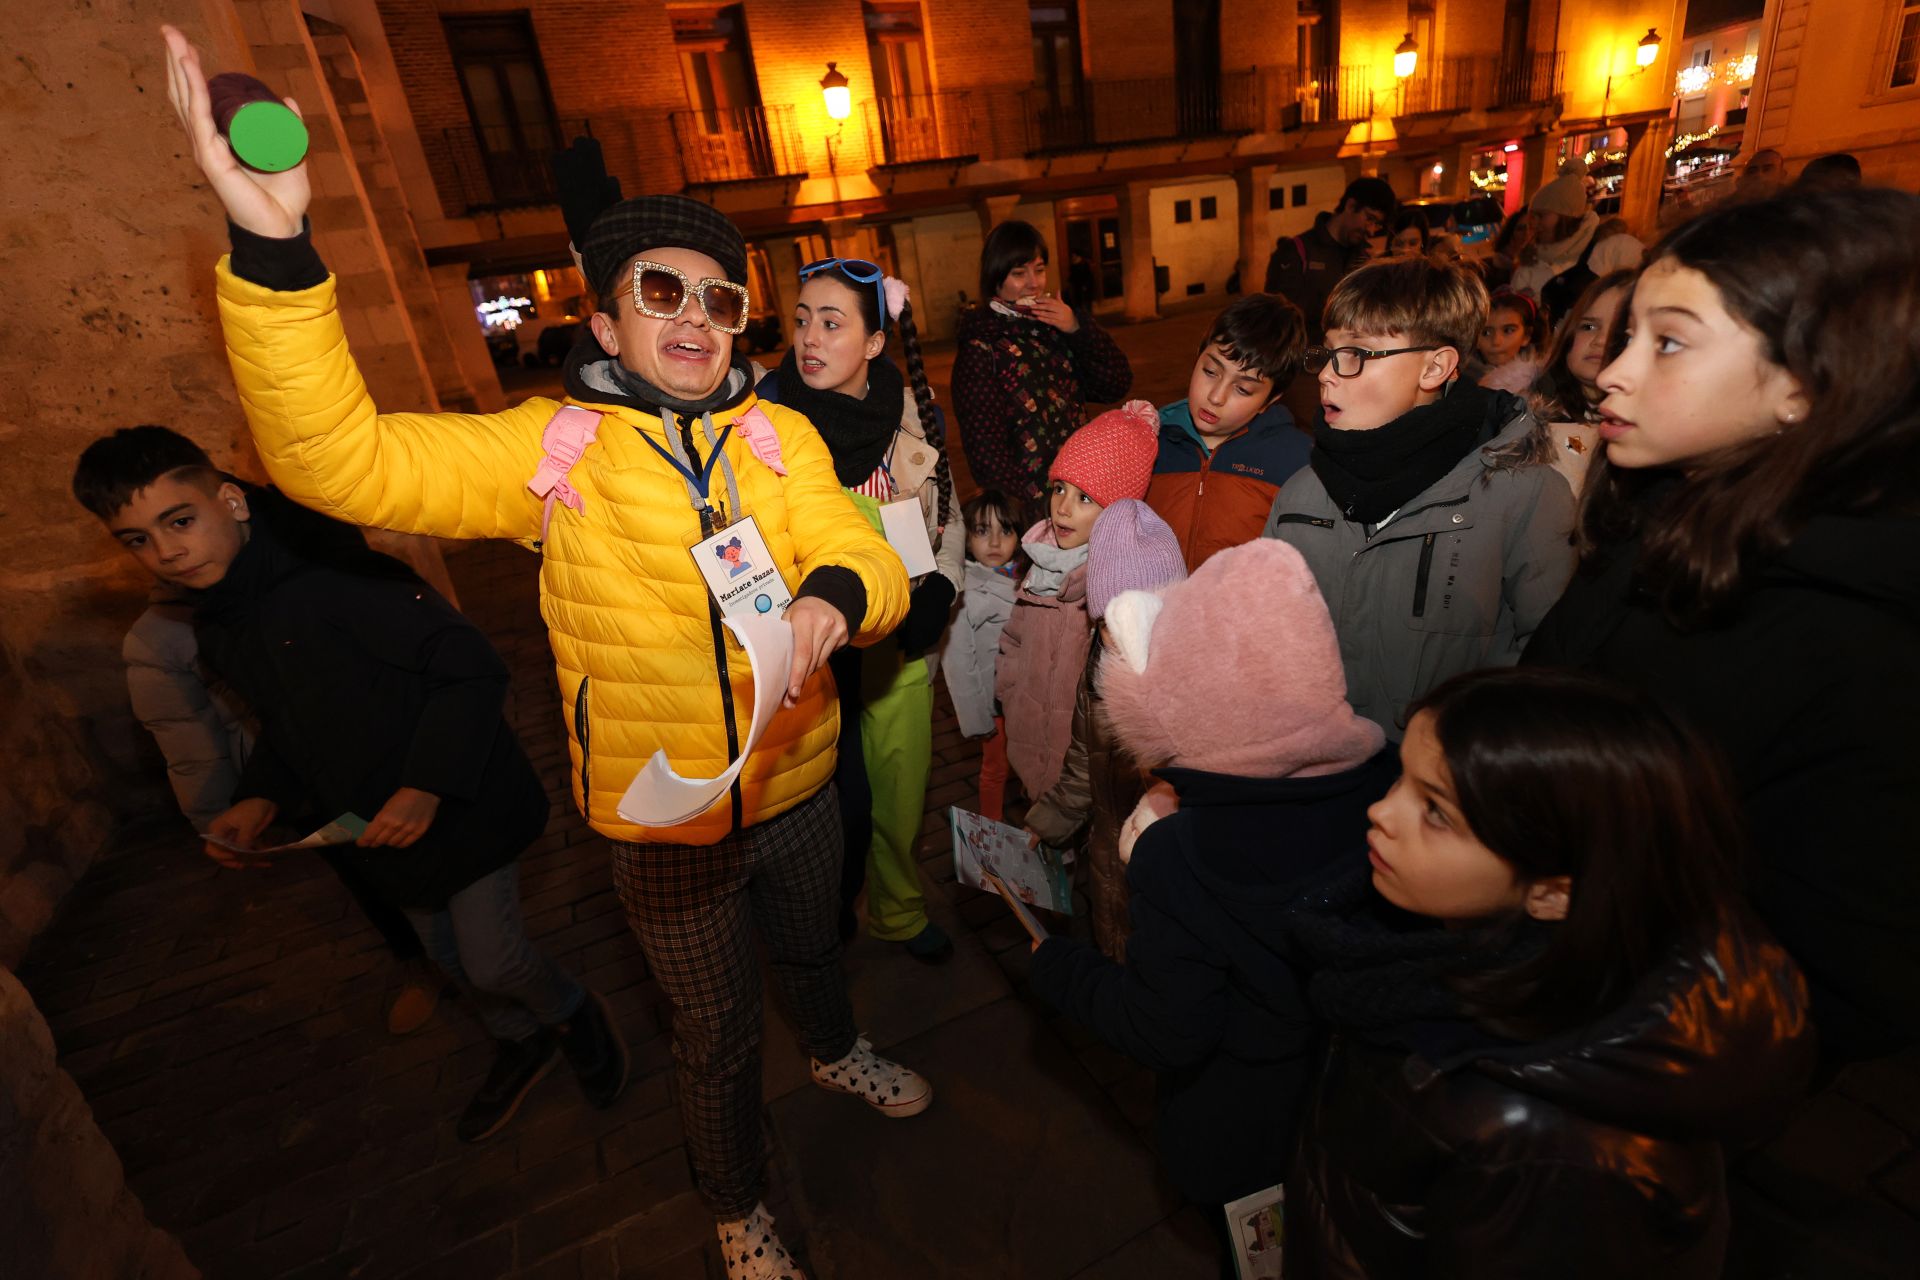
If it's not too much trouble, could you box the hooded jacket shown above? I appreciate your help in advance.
[216,254,908,847]
[1287,897,1817,1279]
[1263,392,1575,738]
[1146,398,1310,571]
[1030,756,1399,1204]
[191,495,547,908]
[950,303,1133,506]
[1524,512,1920,1061]
[939,559,1018,739]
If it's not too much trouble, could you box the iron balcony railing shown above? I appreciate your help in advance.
[1296,65,1374,126]
[862,91,978,165]
[436,117,587,215]
[1393,57,1493,116]
[670,104,806,184]
[1022,71,1259,152]
[1494,50,1565,106]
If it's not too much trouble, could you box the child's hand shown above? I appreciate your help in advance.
[204,797,278,868]
[360,787,441,848]
[161,25,310,238]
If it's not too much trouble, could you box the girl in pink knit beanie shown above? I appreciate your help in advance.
[995,401,1160,807]
[1027,538,1394,1222]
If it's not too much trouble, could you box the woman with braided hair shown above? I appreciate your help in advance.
[757,259,962,962]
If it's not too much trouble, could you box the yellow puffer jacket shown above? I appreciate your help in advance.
[216,263,908,846]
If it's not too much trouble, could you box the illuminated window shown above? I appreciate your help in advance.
[865,2,931,102]
[1894,1,1920,88]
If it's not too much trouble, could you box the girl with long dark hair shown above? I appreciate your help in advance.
[1525,187,1920,1065]
[1529,268,1634,495]
[951,219,1133,506]
[756,258,961,961]
[1288,667,1815,1278]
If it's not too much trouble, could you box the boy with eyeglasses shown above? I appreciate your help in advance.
[1260,256,1575,740]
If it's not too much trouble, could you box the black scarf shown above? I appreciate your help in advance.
[1289,868,1550,1058]
[1311,383,1504,526]
[775,347,906,487]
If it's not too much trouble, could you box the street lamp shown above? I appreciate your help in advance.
[820,62,852,121]
[1604,28,1665,125]
[1393,33,1419,80]
[1636,28,1663,69]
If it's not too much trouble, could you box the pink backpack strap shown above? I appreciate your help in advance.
[527,405,603,546]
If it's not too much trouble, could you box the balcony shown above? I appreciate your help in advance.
[1494,51,1564,106]
[1293,65,1374,126]
[1022,72,1260,153]
[1393,57,1493,116]
[670,105,807,185]
[862,91,978,166]
[436,118,588,216]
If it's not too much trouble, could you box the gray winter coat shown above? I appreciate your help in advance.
[1262,411,1576,739]
[939,560,1018,739]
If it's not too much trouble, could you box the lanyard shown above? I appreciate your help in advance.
[641,421,734,501]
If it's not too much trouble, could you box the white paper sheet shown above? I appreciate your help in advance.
[878,497,938,577]
[203,812,367,856]
[616,613,794,827]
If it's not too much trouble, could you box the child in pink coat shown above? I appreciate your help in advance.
[996,400,1160,804]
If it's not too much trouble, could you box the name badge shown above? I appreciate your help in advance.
[691,514,793,621]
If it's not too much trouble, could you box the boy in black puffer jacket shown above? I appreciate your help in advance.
[74,426,630,1143]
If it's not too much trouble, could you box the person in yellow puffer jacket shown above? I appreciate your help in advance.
[164,29,926,1279]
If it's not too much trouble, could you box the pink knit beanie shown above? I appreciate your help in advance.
[1086,500,1187,621]
[1098,539,1386,777]
[1049,399,1161,508]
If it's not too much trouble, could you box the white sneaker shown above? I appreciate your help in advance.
[718,1203,807,1280]
[809,1035,933,1117]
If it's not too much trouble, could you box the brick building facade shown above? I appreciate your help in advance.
[314,0,1606,360]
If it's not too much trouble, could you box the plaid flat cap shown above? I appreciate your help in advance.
[580,195,749,297]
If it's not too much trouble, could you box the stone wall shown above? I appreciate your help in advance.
[0,968,200,1279]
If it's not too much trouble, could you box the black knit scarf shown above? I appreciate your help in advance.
[1289,868,1550,1054]
[1311,383,1500,526]
[775,347,906,487]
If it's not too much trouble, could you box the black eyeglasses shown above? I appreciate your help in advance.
[1304,345,1440,377]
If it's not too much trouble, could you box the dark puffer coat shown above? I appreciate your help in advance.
[1288,905,1818,1279]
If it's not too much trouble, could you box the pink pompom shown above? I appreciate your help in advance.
[883,276,911,321]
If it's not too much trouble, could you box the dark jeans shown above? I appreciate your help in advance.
[403,863,586,1042]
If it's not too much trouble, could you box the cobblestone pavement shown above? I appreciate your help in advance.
[17,311,1223,1279]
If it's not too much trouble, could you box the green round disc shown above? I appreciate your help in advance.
[228,100,309,173]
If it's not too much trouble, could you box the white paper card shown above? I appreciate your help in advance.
[949,808,1074,916]
[616,614,794,827]
[878,498,937,578]
[691,515,793,623]
[1224,1183,1284,1280]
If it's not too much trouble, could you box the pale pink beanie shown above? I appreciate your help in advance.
[1098,539,1386,777]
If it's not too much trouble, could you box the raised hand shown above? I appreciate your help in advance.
[1024,294,1081,334]
[161,24,310,238]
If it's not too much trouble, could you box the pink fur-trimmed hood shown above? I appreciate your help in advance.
[1098,540,1386,777]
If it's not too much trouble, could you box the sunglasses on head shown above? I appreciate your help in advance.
[799,257,888,328]
[631,260,750,334]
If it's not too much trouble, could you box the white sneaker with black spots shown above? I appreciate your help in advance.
[809,1035,933,1117]
[718,1203,807,1280]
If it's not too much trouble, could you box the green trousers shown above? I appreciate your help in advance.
[859,649,935,941]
